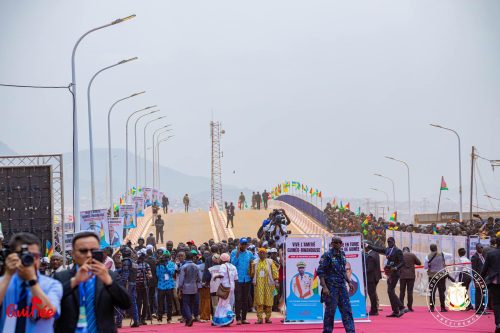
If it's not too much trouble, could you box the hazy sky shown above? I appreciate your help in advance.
[1,0,499,211]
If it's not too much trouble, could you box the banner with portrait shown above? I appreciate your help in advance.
[80,209,110,248]
[119,204,136,229]
[325,234,368,322]
[133,196,145,217]
[285,237,324,322]
[143,187,152,207]
[152,189,159,206]
[108,217,124,248]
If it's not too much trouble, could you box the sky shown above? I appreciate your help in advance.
[1,0,499,213]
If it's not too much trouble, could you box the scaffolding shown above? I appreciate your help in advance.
[0,154,65,261]
[210,121,223,209]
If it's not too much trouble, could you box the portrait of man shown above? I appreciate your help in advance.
[109,225,120,246]
[345,261,359,297]
[292,261,313,299]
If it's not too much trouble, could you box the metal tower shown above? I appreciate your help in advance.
[210,121,224,209]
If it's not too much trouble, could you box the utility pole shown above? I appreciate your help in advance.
[469,146,475,222]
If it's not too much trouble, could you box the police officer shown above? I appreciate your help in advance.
[118,247,140,327]
[317,237,355,333]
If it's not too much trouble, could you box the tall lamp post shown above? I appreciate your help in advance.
[157,135,174,190]
[152,126,172,188]
[71,14,135,231]
[125,106,157,201]
[370,187,390,217]
[87,57,138,209]
[143,116,166,187]
[107,91,145,208]
[385,156,411,223]
[153,128,173,188]
[134,111,160,189]
[430,124,463,222]
[374,173,396,211]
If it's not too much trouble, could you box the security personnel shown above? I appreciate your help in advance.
[117,247,140,327]
[317,237,355,333]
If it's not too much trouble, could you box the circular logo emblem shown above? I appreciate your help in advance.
[426,266,487,327]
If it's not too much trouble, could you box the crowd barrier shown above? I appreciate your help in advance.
[386,230,469,295]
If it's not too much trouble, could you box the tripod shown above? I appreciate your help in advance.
[141,265,154,325]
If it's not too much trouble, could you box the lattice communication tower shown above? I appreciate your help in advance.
[210,121,223,209]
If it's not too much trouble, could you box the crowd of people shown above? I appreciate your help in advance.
[323,202,500,246]
[238,190,270,210]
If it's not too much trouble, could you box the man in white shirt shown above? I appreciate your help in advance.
[456,248,473,310]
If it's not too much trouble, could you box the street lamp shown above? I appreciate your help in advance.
[71,14,135,231]
[154,128,173,188]
[157,135,174,190]
[385,156,411,223]
[143,116,166,187]
[430,124,463,222]
[134,111,160,188]
[152,126,172,188]
[370,187,390,215]
[125,105,157,201]
[107,91,145,208]
[87,57,138,209]
[374,173,396,211]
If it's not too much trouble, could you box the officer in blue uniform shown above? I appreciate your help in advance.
[317,237,355,333]
[117,247,140,327]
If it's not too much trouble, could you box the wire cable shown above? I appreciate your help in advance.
[0,83,72,89]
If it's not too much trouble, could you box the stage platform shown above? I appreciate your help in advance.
[119,305,494,332]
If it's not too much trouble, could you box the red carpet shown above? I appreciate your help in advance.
[119,306,495,332]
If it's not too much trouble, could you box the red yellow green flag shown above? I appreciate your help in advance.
[390,211,397,221]
[440,176,448,191]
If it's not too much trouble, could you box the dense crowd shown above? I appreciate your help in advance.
[323,202,500,246]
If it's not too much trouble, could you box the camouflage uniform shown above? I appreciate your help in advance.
[317,248,355,333]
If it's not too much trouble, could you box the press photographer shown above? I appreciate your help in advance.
[0,232,63,332]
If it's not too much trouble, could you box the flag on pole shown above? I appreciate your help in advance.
[440,176,448,191]
[389,211,397,221]
[339,201,344,211]
[312,269,319,295]
[355,207,360,216]
[45,240,53,258]
[345,202,350,211]
[332,198,337,208]
[309,188,314,195]
[318,191,322,199]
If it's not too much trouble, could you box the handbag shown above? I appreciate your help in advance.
[216,264,231,300]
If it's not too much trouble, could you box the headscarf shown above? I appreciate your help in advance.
[220,253,230,262]
[258,247,267,254]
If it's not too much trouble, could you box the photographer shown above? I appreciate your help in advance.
[156,251,176,323]
[0,232,62,333]
[54,231,131,332]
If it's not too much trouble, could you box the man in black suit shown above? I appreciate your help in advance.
[471,243,486,313]
[481,237,500,333]
[54,231,131,333]
[364,241,382,315]
[367,237,405,317]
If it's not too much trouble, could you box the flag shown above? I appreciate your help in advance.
[363,217,369,225]
[301,184,305,191]
[345,202,350,211]
[339,201,345,211]
[45,240,53,258]
[332,198,337,208]
[440,176,448,191]
[433,225,438,235]
[304,185,308,193]
[119,197,124,205]
[390,211,397,221]
[292,181,300,189]
[312,269,319,295]
[318,191,322,199]
[309,188,314,195]
[355,207,360,216]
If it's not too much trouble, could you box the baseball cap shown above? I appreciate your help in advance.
[239,238,248,245]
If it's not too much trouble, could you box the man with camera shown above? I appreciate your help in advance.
[156,250,176,323]
[54,231,131,333]
[0,232,63,333]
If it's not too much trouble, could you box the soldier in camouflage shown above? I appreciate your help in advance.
[317,237,355,333]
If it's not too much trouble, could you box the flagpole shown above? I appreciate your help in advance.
[436,185,442,224]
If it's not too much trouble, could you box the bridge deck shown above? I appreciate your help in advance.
[148,210,214,246]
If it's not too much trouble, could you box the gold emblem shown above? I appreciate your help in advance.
[445,282,470,311]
